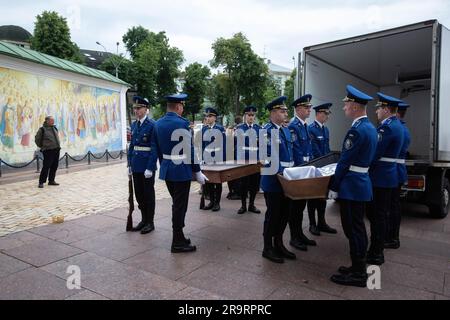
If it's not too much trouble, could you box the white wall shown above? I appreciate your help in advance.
[304,54,379,151]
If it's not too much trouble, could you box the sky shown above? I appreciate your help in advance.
[2,0,450,70]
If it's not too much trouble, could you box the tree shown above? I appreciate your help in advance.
[210,32,270,115]
[284,69,297,107]
[122,27,184,109]
[183,63,211,121]
[31,11,83,63]
[207,73,233,118]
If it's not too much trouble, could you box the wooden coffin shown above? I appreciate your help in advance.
[277,174,331,200]
[200,161,262,184]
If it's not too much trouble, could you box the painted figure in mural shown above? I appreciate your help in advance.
[67,105,76,145]
[77,104,87,139]
[89,107,97,139]
[111,98,117,131]
[20,101,33,147]
[101,102,109,134]
[0,97,15,149]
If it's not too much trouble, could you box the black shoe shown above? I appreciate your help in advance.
[338,265,354,275]
[48,181,59,186]
[203,202,214,210]
[366,254,385,266]
[212,203,221,212]
[300,234,317,246]
[132,221,146,232]
[248,205,261,214]
[330,272,368,287]
[184,238,191,245]
[262,248,284,264]
[309,225,321,236]
[237,206,247,214]
[38,183,44,188]
[319,223,338,234]
[384,239,400,249]
[274,244,296,260]
[140,223,155,234]
[171,243,197,253]
[289,238,308,251]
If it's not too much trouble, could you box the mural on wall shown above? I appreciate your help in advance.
[0,66,122,164]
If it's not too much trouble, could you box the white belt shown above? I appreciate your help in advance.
[243,147,259,151]
[163,154,187,160]
[281,161,294,168]
[349,165,369,173]
[134,146,151,152]
[205,148,221,153]
[397,159,406,164]
[379,157,402,163]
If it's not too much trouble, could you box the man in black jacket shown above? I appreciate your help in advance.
[35,116,61,188]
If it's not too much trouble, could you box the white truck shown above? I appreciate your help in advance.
[298,20,450,218]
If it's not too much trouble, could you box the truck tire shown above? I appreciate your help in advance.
[428,178,449,219]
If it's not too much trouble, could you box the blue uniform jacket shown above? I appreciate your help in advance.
[309,120,330,158]
[128,117,156,173]
[289,117,313,166]
[234,123,261,161]
[370,116,404,188]
[260,122,294,193]
[202,123,226,163]
[149,112,200,182]
[397,120,411,185]
[330,117,378,201]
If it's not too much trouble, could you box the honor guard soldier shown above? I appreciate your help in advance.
[236,105,261,215]
[201,107,226,212]
[127,96,156,234]
[307,103,337,236]
[288,94,316,251]
[385,102,411,249]
[261,96,296,264]
[328,85,377,287]
[367,93,404,265]
[149,93,208,253]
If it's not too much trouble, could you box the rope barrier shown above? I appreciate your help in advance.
[0,150,126,177]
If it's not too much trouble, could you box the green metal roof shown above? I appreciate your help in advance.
[0,40,129,86]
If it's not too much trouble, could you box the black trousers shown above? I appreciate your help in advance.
[263,192,291,239]
[387,186,402,241]
[307,199,327,226]
[166,180,191,231]
[339,200,368,260]
[366,187,392,254]
[132,173,156,224]
[39,148,60,184]
[288,200,307,240]
[228,179,241,195]
[240,173,260,202]
[206,183,222,205]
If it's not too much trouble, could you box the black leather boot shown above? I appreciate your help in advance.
[274,236,296,260]
[132,210,147,232]
[299,230,317,246]
[248,193,261,213]
[262,236,284,263]
[171,229,196,253]
[237,198,247,214]
[318,211,337,234]
[331,258,368,288]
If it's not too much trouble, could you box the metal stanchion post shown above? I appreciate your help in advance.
[106,149,109,163]
[65,153,69,169]
[88,152,91,165]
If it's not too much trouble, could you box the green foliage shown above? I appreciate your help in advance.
[31,11,83,63]
[284,68,297,107]
[183,63,211,121]
[210,32,270,115]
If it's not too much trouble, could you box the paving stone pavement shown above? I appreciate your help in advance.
[0,163,200,237]
[0,189,449,300]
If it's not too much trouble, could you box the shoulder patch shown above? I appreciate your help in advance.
[344,138,353,150]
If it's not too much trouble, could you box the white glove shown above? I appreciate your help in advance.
[328,190,338,200]
[195,171,209,185]
[127,167,132,176]
[144,169,153,179]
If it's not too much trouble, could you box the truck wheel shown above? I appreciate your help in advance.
[428,178,449,219]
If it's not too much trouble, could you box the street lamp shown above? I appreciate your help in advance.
[96,41,136,78]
